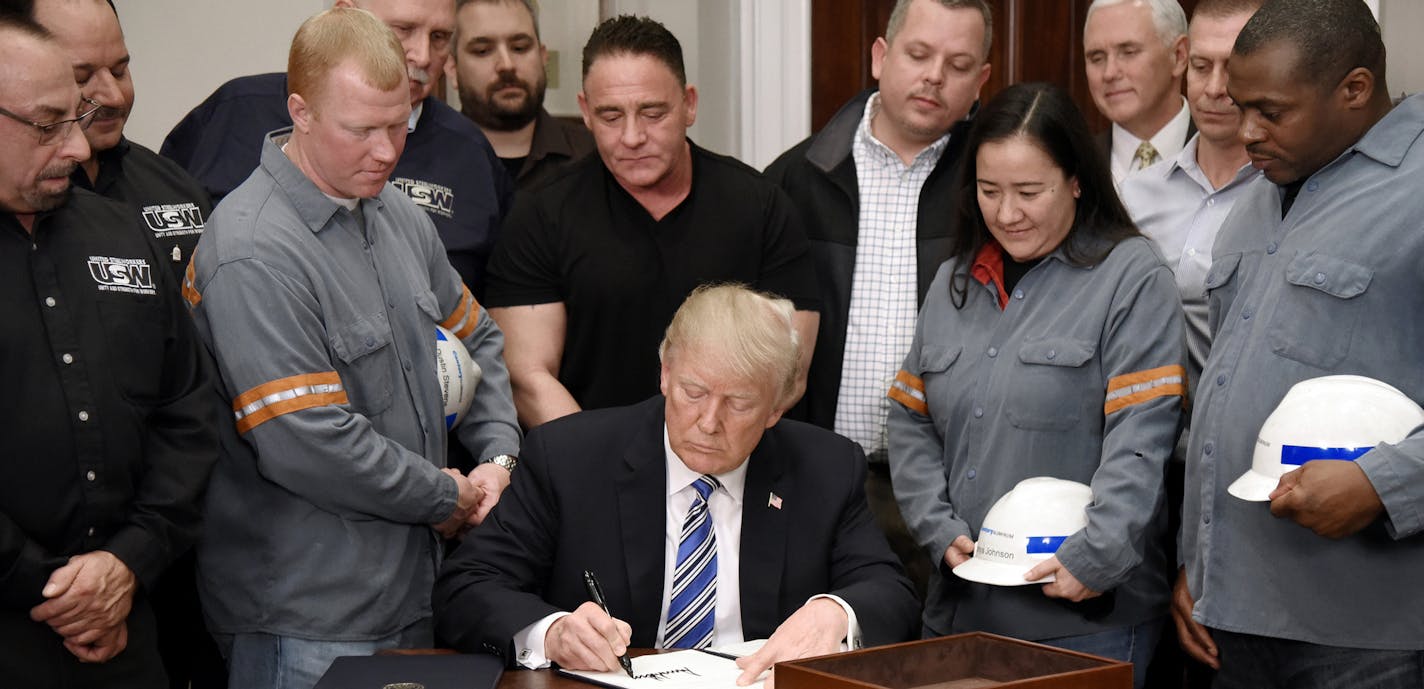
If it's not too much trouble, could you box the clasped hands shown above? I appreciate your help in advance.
[432,463,512,539]
[29,550,136,663]
[545,598,848,687]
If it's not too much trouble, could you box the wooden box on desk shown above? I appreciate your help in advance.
[775,632,1132,689]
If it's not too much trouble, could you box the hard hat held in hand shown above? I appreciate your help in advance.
[1228,375,1424,502]
[435,325,482,430]
[952,477,1093,587]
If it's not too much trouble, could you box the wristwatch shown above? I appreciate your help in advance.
[482,454,518,472]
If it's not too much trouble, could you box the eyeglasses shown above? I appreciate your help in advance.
[0,97,103,146]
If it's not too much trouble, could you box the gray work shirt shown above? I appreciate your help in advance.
[888,236,1185,640]
[1184,94,1424,649]
[1119,135,1259,393]
[188,133,520,639]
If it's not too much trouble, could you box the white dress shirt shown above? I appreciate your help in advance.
[1110,97,1192,185]
[511,426,860,668]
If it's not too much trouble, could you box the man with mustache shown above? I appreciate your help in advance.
[452,0,593,190]
[1083,0,1193,185]
[30,0,211,281]
[161,0,510,304]
[763,0,992,597]
[0,10,220,686]
[183,9,520,689]
[1178,0,1424,684]
[1117,2,1261,684]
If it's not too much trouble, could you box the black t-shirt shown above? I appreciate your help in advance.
[486,142,819,410]
[71,138,213,282]
[0,190,219,680]
[500,155,528,183]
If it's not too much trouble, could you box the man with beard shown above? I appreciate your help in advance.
[161,0,511,303]
[453,0,593,190]
[30,0,211,282]
[0,11,220,686]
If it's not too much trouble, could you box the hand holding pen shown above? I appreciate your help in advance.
[541,571,635,674]
[584,570,635,678]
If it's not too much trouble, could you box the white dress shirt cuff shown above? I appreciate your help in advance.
[809,594,862,650]
[512,611,572,669]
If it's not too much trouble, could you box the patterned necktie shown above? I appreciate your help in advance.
[664,475,720,649]
[1133,141,1161,170]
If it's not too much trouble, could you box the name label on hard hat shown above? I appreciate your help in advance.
[1024,536,1068,554]
[1280,445,1372,465]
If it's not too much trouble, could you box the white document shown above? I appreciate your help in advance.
[558,649,766,689]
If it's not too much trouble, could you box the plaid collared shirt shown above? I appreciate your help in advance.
[834,94,949,457]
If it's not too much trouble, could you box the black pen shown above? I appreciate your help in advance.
[583,569,634,678]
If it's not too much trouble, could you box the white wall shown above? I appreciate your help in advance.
[1381,0,1424,99]
[120,1,326,150]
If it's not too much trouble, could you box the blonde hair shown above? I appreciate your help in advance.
[287,7,406,107]
[659,284,801,408]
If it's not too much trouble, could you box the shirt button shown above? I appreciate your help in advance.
[44,296,56,307]
[1046,349,1057,360]
[87,526,96,537]
[1216,374,1227,386]
[1314,272,1326,285]
[1266,242,1278,254]
[1187,248,1197,256]
[1203,514,1211,525]
[967,469,977,480]
[403,360,412,372]
[1207,198,1216,206]
[77,410,90,422]
[61,353,74,364]
[1241,308,1252,320]
[86,470,96,481]
[973,407,984,418]
[1013,290,1024,300]
[1306,180,1319,192]
[987,347,998,358]
[364,336,376,347]
[1204,442,1215,456]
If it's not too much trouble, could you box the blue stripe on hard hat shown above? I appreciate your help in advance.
[436,327,449,342]
[1025,536,1068,554]
[1280,445,1372,465]
[446,412,458,430]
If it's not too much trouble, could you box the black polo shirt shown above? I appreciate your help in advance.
[486,141,819,410]
[71,137,212,282]
[0,189,219,683]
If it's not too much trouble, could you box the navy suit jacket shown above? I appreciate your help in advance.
[433,396,919,659]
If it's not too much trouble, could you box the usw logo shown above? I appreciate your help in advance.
[142,203,206,236]
[87,256,156,295]
[391,177,455,218]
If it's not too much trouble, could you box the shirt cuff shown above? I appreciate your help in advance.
[808,594,861,650]
[512,611,571,669]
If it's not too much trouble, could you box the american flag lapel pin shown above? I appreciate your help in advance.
[768,492,783,510]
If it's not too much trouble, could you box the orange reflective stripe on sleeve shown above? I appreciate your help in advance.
[439,285,480,339]
[887,370,929,415]
[182,256,201,309]
[232,372,348,434]
[1104,364,1186,415]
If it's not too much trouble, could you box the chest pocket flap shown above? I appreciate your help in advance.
[1283,252,1372,299]
[919,344,962,374]
[1018,338,1095,367]
[329,312,394,415]
[1204,252,1242,291]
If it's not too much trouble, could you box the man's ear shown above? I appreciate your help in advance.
[332,0,356,9]
[288,93,311,133]
[1338,66,1376,111]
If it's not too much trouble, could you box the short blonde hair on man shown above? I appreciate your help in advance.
[658,283,801,408]
[287,7,406,106]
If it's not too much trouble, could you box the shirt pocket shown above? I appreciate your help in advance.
[1266,252,1372,369]
[414,290,443,325]
[1204,252,1242,337]
[95,299,167,404]
[328,312,395,416]
[918,344,961,419]
[1007,338,1097,432]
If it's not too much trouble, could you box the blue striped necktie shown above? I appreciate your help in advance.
[664,475,720,649]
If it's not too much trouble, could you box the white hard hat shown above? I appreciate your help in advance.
[435,325,482,430]
[1228,375,1424,502]
[952,477,1093,587]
